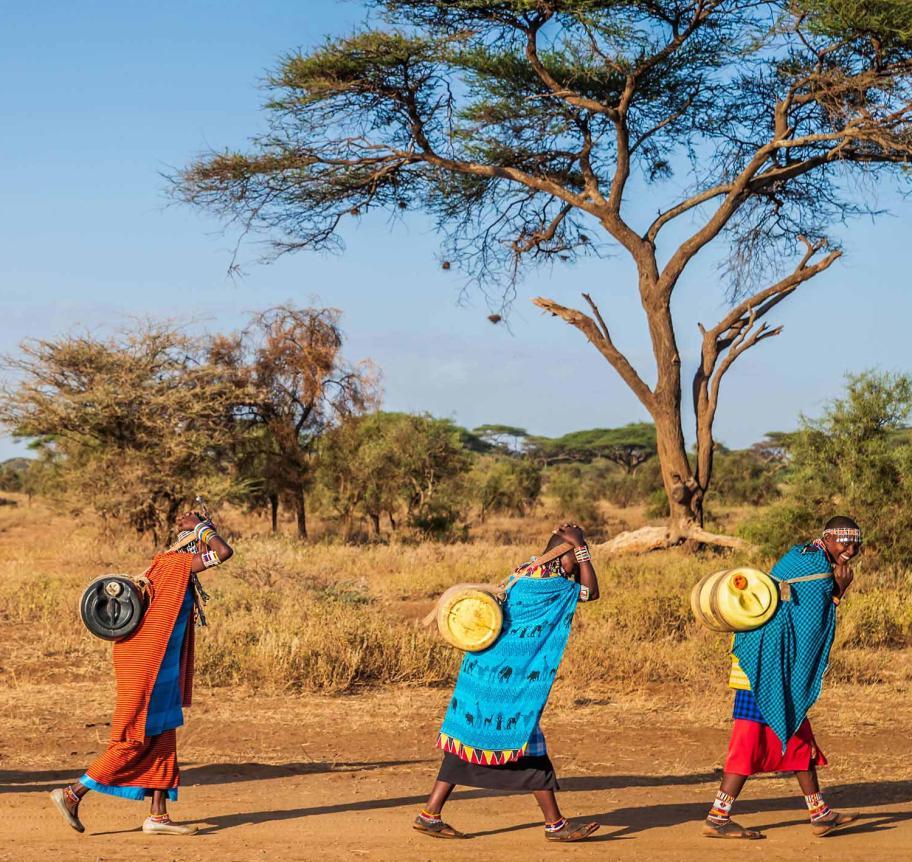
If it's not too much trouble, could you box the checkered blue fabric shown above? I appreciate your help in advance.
[732,689,766,724]
[525,722,547,756]
[733,544,836,751]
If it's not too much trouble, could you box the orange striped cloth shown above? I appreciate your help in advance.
[85,552,194,791]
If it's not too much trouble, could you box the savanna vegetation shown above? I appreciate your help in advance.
[1,311,912,702]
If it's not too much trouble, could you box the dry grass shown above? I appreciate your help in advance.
[1,495,910,703]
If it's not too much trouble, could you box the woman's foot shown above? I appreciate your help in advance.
[811,810,858,837]
[412,814,468,838]
[702,818,763,839]
[544,819,600,842]
[142,814,198,835]
[49,786,85,833]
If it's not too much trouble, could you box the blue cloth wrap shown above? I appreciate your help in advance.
[733,545,835,751]
[79,773,177,802]
[145,586,194,736]
[439,575,580,755]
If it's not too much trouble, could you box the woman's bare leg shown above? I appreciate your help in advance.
[150,790,168,817]
[423,780,455,814]
[719,773,749,798]
[795,768,820,796]
[532,790,562,823]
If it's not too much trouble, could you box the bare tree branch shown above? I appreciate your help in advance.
[533,295,655,411]
[511,202,573,254]
[707,238,841,341]
[691,240,842,491]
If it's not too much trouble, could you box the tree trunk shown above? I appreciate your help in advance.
[652,407,703,535]
[291,487,308,540]
[269,493,279,534]
[369,511,381,535]
[640,277,705,536]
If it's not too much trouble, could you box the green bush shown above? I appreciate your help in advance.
[545,463,603,524]
[744,371,912,565]
[470,455,542,519]
[708,449,781,506]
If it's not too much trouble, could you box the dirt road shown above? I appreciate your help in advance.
[3,682,912,862]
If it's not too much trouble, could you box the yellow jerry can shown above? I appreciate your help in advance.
[434,584,504,652]
[690,567,779,632]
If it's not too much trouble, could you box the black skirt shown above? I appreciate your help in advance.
[436,751,559,791]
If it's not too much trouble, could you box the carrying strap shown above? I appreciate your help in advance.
[515,542,575,575]
[167,532,199,552]
[777,571,832,602]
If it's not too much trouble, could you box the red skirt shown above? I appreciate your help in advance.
[724,718,827,776]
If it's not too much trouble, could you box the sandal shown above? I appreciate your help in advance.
[412,816,468,839]
[50,788,85,834]
[545,820,600,842]
[703,818,763,839]
[812,811,858,837]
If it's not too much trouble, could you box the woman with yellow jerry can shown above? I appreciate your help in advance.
[414,523,601,842]
[692,516,862,840]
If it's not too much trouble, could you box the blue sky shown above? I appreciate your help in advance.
[2,2,911,460]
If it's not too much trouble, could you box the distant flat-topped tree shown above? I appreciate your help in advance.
[472,424,530,454]
[176,0,912,549]
[529,422,657,472]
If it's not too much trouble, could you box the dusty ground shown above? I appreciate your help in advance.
[2,681,912,862]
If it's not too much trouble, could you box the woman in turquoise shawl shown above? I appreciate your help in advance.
[413,524,600,843]
[703,516,862,841]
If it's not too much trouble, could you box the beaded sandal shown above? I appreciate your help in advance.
[811,811,858,837]
[50,787,85,833]
[412,816,468,839]
[702,818,763,839]
[545,820,600,842]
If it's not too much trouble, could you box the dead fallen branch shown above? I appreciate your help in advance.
[596,525,752,556]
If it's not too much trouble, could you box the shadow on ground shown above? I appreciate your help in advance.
[0,759,426,794]
[183,775,912,837]
[11,761,912,841]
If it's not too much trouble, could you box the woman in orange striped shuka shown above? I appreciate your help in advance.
[50,511,233,836]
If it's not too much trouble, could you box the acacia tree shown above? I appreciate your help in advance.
[210,305,378,539]
[528,422,657,472]
[0,323,243,541]
[318,411,472,536]
[177,1,912,545]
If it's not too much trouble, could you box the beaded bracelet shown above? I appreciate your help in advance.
[574,544,591,563]
[200,549,222,569]
[194,520,217,546]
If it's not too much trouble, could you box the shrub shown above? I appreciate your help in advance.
[744,371,912,565]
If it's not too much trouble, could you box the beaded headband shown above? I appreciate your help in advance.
[822,527,862,544]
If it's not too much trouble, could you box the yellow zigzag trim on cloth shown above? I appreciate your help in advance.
[436,732,528,765]
[728,655,751,691]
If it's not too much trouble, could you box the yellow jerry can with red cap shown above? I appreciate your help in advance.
[690,567,779,632]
